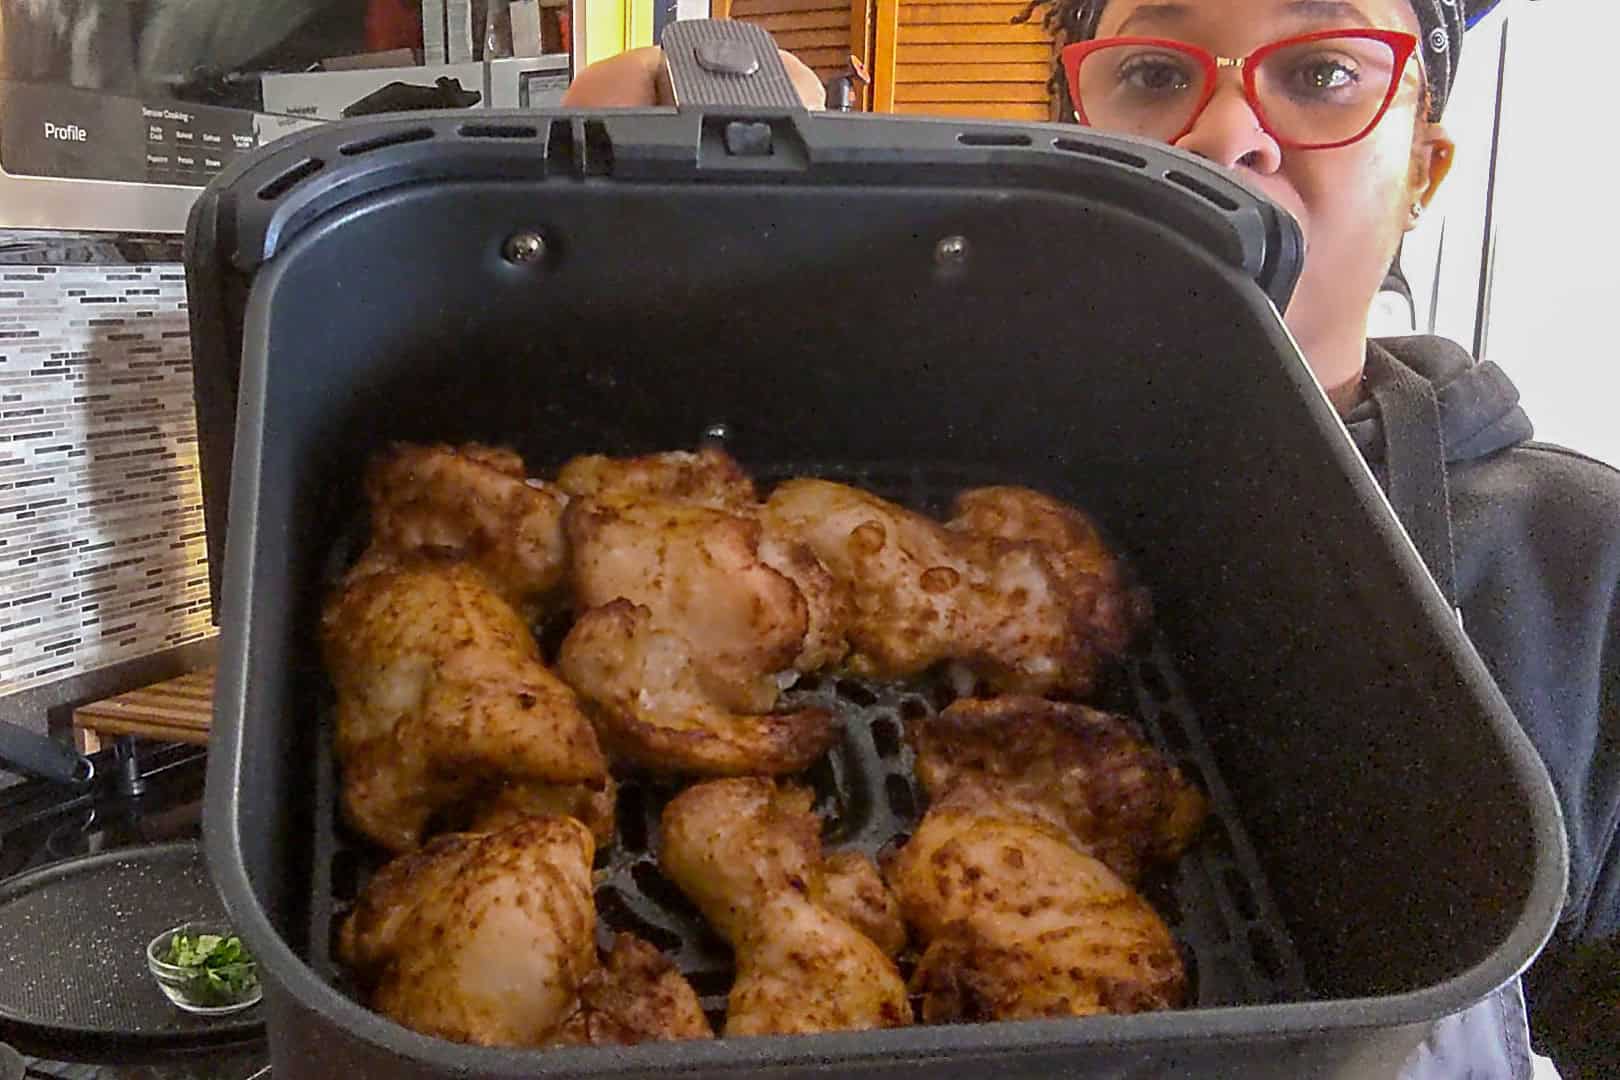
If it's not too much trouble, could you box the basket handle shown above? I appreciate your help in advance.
[0,721,94,785]
[655,20,807,110]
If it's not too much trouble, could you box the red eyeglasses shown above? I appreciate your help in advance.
[1059,29,1421,151]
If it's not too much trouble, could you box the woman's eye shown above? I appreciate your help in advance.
[1293,58,1359,94]
[1119,59,1192,93]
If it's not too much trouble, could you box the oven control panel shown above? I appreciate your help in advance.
[1,80,320,188]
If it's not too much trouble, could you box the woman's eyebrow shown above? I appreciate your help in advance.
[1280,0,1376,28]
[1115,3,1194,35]
[1116,0,1376,35]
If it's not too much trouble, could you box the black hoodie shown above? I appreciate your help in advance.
[1346,337,1620,1067]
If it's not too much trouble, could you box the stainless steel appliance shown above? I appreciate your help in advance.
[0,0,571,234]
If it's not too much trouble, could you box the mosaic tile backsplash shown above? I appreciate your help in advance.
[0,263,214,697]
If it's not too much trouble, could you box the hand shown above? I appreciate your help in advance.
[563,45,827,110]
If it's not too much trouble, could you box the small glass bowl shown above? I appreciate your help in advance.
[145,921,263,1016]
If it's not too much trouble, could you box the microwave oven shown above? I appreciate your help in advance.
[0,0,573,235]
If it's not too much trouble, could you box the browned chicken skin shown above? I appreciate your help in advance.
[557,934,715,1046]
[887,696,1205,1023]
[660,779,911,1035]
[339,817,711,1048]
[559,495,840,776]
[558,447,757,510]
[322,556,609,852]
[762,479,1144,697]
[914,696,1206,883]
[947,486,1149,664]
[364,442,569,618]
[338,816,599,1047]
[889,795,1187,1022]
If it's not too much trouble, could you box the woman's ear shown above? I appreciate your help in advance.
[1406,123,1456,228]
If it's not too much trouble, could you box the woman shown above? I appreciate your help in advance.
[565,3,1616,1075]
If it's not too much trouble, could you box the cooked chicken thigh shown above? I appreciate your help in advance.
[365,442,569,617]
[660,779,910,1035]
[338,816,599,1047]
[763,479,1144,696]
[567,498,807,711]
[559,496,840,775]
[322,556,609,852]
[947,486,1148,665]
[913,696,1206,882]
[889,793,1187,1023]
[559,447,851,672]
[340,817,710,1048]
[886,696,1203,1023]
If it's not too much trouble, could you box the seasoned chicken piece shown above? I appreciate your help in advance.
[887,695,1203,1023]
[365,442,568,616]
[914,697,1206,882]
[947,486,1148,661]
[338,816,599,1047]
[763,479,1142,696]
[322,557,609,852]
[660,779,911,1035]
[568,498,806,710]
[889,794,1187,1022]
[557,934,715,1046]
[557,446,757,510]
[558,495,840,775]
[559,601,838,775]
[560,447,851,672]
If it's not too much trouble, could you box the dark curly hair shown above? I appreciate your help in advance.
[1012,0,1105,45]
[1011,0,1103,113]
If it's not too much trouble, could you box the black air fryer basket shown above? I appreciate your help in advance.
[187,105,1566,1079]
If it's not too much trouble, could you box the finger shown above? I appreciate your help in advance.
[780,50,827,111]
[561,46,664,107]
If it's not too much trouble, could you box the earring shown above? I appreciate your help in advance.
[1409,203,1425,220]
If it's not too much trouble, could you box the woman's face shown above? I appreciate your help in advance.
[1090,0,1454,382]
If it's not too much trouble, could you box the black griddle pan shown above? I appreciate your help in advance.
[0,841,262,1061]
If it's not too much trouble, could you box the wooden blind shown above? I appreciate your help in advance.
[873,0,1055,121]
[720,0,874,104]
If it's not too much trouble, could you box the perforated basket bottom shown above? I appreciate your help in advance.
[307,461,1310,1030]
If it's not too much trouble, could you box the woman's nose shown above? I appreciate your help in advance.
[1173,82,1283,173]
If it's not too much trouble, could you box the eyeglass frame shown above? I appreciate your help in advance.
[1058,28,1422,151]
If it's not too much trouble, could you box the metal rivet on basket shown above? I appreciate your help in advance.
[502,231,546,265]
[934,235,969,267]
